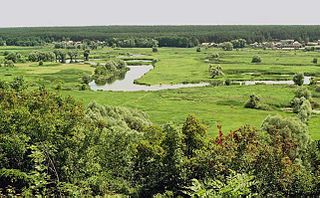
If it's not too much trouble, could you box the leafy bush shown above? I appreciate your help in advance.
[152,46,158,53]
[82,74,92,84]
[4,60,14,67]
[312,58,318,64]
[196,47,201,52]
[309,77,317,85]
[244,94,269,110]
[298,99,312,123]
[295,87,312,100]
[38,61,43,66]
[225,79,231,86]
[251,56,262,63]
[221,42,233,51]
[209,64,224,78]
[293,73,304,86]
[291,87,313,122]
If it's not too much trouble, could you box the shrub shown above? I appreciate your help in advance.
[4,60,14,67]
[315,86,320,93]
[82,74,92,84]
[298,99,312,123]
[221,42,233,51]
[291,87,313,123]
[295,87,311,100]
[152,47,158,53]
[38,61,43,66]
[55,83,62,90]
[309,77,317,85]
[312,58,318,64]
[225,79,231,86]
[196,47,201,52]
[293,73,304,86]
[244,94,269,110]
[251,56,262,63]
[209,64,224,78]
[79,84,89,91]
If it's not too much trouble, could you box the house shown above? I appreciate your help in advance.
[307,42,318,46]
[292,41,302,49]
[277,40,302,49]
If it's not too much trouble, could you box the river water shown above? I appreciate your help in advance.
[89,65,210,91]
[89,65,312,92]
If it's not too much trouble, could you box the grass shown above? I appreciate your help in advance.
[63,85,320,139]
[0,45,319,139]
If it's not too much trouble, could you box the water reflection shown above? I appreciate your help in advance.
[89,65,210,92]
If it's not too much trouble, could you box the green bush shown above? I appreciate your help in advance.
[152,47,158,53]
[251,56,262,63]
[312,58,318,64]
[293,73,304,86]
[225,79,231,86]
[245,94,269,110]
[295,87,311,100]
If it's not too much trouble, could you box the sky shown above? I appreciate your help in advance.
[1,0,320,27]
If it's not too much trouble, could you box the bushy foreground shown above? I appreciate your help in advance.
[0,79,320,197]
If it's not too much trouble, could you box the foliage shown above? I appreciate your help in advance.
[185,171,256,197]
[209,64,224,78]
[251,55,262,63]
[221,42,233,51]
[293,73,304,86]
[313,58,318,64]
[231,39,246,49]
[244,94,269,110]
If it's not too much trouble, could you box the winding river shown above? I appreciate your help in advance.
[89,65,312,92]
[89,65,210,91]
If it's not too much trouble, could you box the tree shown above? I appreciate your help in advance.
[209,65,224,78]
[83,50,90,61]
[4,60,14,67]
[152,46,158,53]
[67,50,79,63]
[53,50,66,63]
[244,94,269,110]
[161,124,186,194]
[231,39,247,48]
[252,56,262,63]
[221,42,233,51]
[262,115,311,158]
[5,52,21,63]
[182,115,207,158]
[295,87,312,100]
[312,58,318,64]
[293,73,304,86]
[297,98,312,123]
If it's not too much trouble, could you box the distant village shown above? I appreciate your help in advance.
[202,39,320,51]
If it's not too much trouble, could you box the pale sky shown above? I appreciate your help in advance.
[1,0,320,27]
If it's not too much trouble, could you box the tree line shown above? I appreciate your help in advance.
[1,25,320,47]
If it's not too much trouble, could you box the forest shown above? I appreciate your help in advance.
[1,25,320,47]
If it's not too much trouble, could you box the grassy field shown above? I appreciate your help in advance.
[0,46,319,138]
[63,85,320,139]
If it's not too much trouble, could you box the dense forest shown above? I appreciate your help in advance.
[0,77,320,197]
[1,25,320,47]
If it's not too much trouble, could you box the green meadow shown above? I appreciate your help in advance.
[1,46,319,138]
